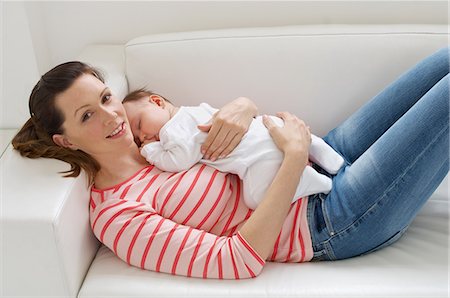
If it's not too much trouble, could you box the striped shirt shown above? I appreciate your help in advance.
[90,164,313,279]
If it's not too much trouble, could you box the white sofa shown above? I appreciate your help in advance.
[1,25,448,297]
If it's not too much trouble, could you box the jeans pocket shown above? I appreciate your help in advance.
[361,226,408,256]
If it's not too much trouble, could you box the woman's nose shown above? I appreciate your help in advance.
[102,107,118,125]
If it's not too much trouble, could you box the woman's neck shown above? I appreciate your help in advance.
[93,145,148,189]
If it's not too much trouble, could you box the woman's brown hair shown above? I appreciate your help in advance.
[12,61,104,184]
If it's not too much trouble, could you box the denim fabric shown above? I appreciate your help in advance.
[307,47,450,261]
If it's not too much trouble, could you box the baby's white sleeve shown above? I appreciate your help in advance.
[140,138,204,172]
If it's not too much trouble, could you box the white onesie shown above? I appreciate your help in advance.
[141,103,344,209]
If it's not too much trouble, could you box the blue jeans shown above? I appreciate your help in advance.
[307,47,449,261]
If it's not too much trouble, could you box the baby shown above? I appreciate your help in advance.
[123,89,344,209]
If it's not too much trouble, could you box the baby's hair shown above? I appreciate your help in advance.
[122,88,172,104]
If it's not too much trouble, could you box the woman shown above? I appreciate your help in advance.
[12,47,449,279]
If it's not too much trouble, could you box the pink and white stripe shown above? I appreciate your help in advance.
[90,164,313,279]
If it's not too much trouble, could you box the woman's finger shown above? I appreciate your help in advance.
[275,111,294,121]
[208,129,234,161]
[201,121,222,156]
[262,114,276,131]
[216,132,243,159]
[197,123,212,133]
[204,122,235,159]
[210,129,239,160]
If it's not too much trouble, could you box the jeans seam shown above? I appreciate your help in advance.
[324,241,337,260]
[306,196,318,250]
[321,196,335,235]
[323,123,448,242]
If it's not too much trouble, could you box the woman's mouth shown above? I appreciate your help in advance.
[107,122,126,139]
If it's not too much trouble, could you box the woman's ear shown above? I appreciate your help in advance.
[149,94,166,108]
[52,134,78,150]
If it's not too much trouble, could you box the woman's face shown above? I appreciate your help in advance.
[52,74,135,157]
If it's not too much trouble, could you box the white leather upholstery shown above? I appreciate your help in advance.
[125,24,448,136]
[1,148,99,297]
[1,24,448,297]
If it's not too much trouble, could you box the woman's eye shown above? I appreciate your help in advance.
[102,94,111,103]
[82,112,92,122]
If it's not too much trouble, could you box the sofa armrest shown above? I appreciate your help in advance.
[1,44,127,297]
[1,147,99,297]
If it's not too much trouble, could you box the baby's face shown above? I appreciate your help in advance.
[123,97,171,146]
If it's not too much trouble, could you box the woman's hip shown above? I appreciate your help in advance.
[307,189,411,261]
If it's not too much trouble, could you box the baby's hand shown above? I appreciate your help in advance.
[141,139,153,147]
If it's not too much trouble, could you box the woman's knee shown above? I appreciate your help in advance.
[434,47,450,70]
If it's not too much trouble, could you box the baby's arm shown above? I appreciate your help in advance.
[140,137,204,172]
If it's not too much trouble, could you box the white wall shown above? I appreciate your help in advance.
[23,1,450,74]
[1,2,40,129]
[1,1,448,129]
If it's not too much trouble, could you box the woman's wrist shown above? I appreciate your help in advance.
[283,150,308,172]
[234,96,258,118]
[284,146,308,163]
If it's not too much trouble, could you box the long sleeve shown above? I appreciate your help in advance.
[140,105,213,172]
[90,198,265,279]
[140,137,203,172]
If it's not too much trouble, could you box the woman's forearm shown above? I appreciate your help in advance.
[239,152,306,260]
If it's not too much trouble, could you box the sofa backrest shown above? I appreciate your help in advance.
[125,24,448,136]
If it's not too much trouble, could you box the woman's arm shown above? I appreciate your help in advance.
[197,97,258,161]
[239,112,311,260]
[90,198,265,279]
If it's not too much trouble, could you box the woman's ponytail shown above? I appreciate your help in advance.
[12,118,42,158]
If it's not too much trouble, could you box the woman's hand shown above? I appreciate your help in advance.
[262,112,311,166]
[198,97,258,161]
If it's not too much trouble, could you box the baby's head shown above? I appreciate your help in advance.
[123,89,174,146]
